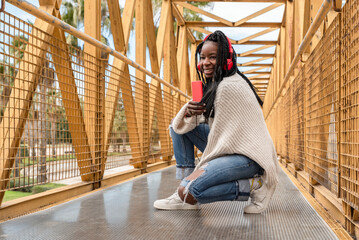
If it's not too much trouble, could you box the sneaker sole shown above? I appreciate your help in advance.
[153,202,200,210]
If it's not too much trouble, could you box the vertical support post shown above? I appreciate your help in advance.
[135,0,148,169]
[293,0,305,57]
[177,25,189,100]
[310,0,325,52]
[337,11,342,198]
[84,0,102,185]
[167,2,180,128]
[163,4,173,156]
[285,1,294,75]
[98,52,107,180]
[280,25,286,88]
[276,43,280,98]
[275,57,278,100]
[301,0,312,61]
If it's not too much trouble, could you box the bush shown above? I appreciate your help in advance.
[31,183,66,194]
[9,178,34,192]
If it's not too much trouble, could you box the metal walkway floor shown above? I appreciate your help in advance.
[0,166,338,240]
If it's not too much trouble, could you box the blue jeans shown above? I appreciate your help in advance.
[171,123,263,203]
[180,155,264,203]
[170,123,210,180]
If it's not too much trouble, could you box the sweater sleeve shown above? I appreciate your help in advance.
[171,102,201,134]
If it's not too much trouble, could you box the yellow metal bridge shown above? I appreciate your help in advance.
[0,0,357,239]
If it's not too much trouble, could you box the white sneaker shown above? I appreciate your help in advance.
[244,182,276,214]
[153,190,200,210]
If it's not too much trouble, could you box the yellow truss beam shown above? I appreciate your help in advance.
[235,3,283,26]
[237,28,278,44]
[243,66,270,74]
[105,0,142,174]
[173,0,285,2]
[186,22,281,28]
[175,2,232,26]
[239,57,272,67]
[239,45,274,56]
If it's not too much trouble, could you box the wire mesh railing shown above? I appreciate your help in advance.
[0,10,186,196]
[305,15,340,195]
[340,0,359,233]
[267,0,358,234]
[289,68,305,171]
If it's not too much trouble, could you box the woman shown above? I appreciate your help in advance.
[154,30,279,213]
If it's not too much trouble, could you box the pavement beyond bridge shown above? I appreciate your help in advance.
[0,166,338,240]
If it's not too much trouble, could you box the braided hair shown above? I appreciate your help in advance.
[195,30,263,120]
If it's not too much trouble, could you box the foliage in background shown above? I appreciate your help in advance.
[61,0,111,47]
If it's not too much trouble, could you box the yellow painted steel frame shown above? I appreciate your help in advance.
[1,0,358,237]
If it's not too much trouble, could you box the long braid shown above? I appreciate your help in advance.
[237,70,263,106]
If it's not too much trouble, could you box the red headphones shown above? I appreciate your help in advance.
[197,35,234,72]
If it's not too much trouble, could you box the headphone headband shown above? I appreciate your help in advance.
[198,33,234,71]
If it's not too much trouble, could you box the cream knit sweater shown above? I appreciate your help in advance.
[172,73,279,188]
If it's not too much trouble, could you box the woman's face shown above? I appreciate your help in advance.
[199,41,218,79]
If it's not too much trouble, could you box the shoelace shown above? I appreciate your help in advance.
[167,191,179,200]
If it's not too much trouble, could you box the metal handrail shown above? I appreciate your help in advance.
[265,0,334,119]
[6,0,190,99]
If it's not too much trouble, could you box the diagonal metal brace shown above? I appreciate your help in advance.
[0,0,5,12]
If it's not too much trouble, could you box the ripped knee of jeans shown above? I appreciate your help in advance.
[180,163,208,203]
[199,163,208,170]
[185,163,208,181]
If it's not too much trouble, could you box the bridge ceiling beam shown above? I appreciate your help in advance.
[173,0,286,2]
[185,22,281,28]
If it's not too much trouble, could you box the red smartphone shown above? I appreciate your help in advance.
[191,81,203,102]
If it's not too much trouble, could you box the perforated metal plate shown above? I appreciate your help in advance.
[0,167,338,240]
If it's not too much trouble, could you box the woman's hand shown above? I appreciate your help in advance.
[185,101,206,117]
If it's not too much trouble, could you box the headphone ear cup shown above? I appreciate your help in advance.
[224,59,233,71]
[197,64,201,71]
[227,59,233,70]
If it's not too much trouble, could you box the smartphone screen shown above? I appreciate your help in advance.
[191,81,203,102]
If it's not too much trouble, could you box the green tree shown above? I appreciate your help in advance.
[61,0,111,47]
[37,59,55,183]
[0,35,28,178]
[0,35,28,116]
[111,100,128,153]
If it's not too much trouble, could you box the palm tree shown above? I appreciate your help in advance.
[61,0,111,48]
[37,59,55,183]
[112,101,128,153]
[0,35,29,178]
[47,89,60,158]
[0,35,28,117]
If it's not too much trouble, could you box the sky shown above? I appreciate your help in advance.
[3,1,288,80]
